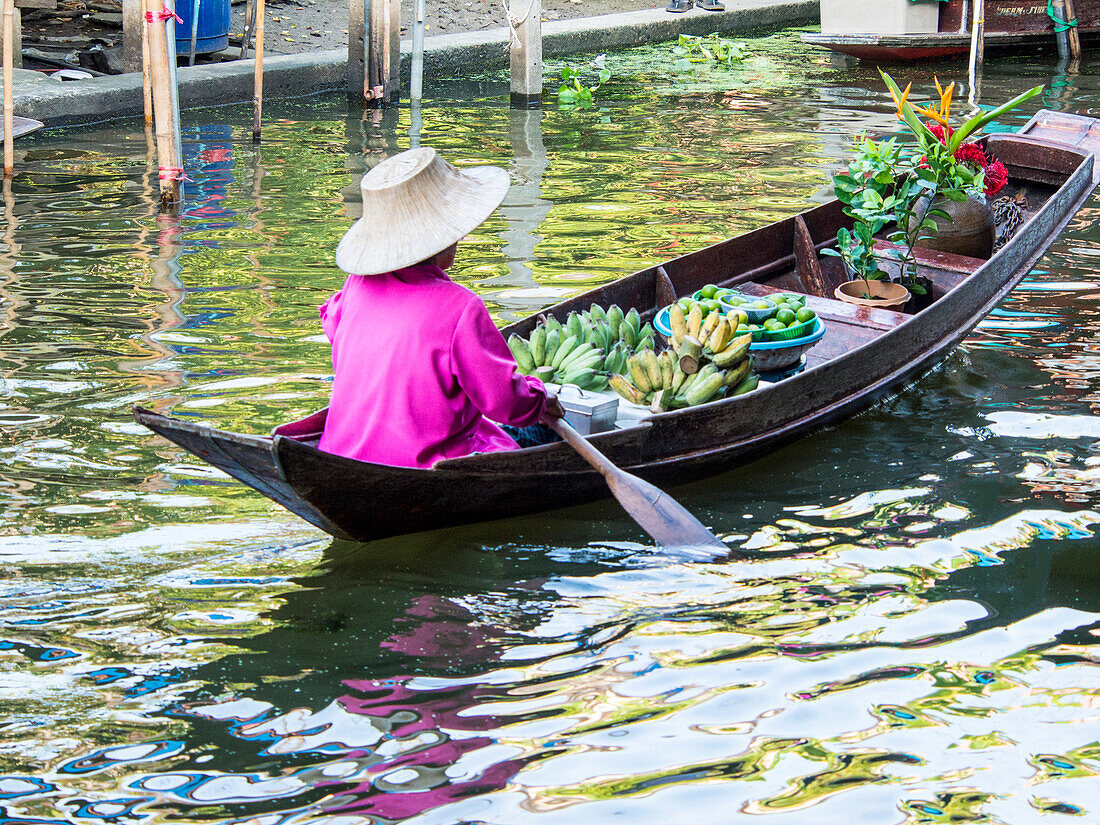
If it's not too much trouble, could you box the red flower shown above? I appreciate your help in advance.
[926,122,953,144]
[984,160,1008,196]
[954,142,988,170]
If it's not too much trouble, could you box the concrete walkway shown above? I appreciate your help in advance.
[13,0,817,127]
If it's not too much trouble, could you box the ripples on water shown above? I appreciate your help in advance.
[0,28,1098,823]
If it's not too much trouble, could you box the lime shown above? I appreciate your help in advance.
[752,300,772,310]
[725,294,744,306]
[763,319,784,331]
[704,299,721,313]
[776,308,796,325]
[699,284,719,300]
[796,307,816,323]
[678,297,693,311]
[732,310,749,326]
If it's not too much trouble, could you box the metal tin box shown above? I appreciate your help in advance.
[555,385,619,435]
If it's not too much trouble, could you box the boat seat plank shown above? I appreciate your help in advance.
[1018,112,1100,162]
[735,281,908,332]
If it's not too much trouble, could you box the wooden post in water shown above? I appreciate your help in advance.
[146,0,182,210]
[2,0,14,178]
[366,0,385,102]
[348,0,365,98]
[387,0,400,99]
[123,0,143,72]
[1064,0,1082,60]
[509,0,542,104]
[252,0,264,140]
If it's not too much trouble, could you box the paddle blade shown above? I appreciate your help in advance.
[605,468,726,550]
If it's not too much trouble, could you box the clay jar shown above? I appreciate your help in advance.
[912,194,994,259]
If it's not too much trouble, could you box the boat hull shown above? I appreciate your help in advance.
[804,0,1100,61]
[135,113,1100,544]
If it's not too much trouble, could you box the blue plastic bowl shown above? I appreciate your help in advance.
[748,319,826,372]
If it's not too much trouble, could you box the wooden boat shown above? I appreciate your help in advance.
[135,110,1100,544]
[803,0,1100,62]
[11,116,44,140]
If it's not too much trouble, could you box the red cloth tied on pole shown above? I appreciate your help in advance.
[145,7,183,24]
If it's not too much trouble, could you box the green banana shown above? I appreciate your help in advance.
[684,371,724,406]
[628,354,652,393]
[544,328,561,367]
[551,334,578,370]
[625,307,641,335]
[508,334,535,373]
[610,374,645,405]
[530,326,547,367]
[732,374,759,396]
[607,304,625,337]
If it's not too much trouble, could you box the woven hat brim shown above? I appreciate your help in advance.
[335,165,510,276]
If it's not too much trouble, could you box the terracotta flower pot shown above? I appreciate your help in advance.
[834,279,911,310]
[912,194,994,259]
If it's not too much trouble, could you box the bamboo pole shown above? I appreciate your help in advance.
[1064,0,1082,60]
[140,0,153,128]
[3,0,13,178]
[146,0,181,209]
[410,0,424,101]
[252,0,263,140]
[968,0,984,109]
[188,0,200,65]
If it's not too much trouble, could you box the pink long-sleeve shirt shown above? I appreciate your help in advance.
[317,264,547,468]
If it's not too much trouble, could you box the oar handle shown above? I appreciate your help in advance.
[547,417,618,480]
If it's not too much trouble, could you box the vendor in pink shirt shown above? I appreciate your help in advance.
[318,147,563,469]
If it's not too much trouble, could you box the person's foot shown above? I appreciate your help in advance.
[695,0,724,9]
[666,0,692,12]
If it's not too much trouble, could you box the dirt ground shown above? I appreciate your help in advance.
[17,0,672,72]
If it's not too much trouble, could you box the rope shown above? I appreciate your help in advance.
[145,6,184,24]
[500,0,536,51]
[1047,0,1077,32]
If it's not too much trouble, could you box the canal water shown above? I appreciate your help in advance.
[1,28,1098,824]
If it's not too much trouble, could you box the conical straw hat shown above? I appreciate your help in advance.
[335,147,510,276]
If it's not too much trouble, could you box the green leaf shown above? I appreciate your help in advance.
[942,189,968,202]
[947,85,1045,152]
[598,68,611,84]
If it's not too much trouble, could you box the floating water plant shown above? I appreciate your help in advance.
[672,33,749,68]
[556,54,612,109]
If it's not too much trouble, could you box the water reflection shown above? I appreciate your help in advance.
[0,28,1098,825]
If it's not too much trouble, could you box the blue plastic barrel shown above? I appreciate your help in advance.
[173,0,230,55]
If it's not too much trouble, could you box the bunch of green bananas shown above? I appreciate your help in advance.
[565,304,656,353]
[507,304,656,391]
[609,330,759,412]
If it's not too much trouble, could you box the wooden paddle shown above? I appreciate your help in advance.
[547,417,726,550]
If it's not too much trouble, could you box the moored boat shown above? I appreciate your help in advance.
[135,111,1100,544]
[803,0,1100,62]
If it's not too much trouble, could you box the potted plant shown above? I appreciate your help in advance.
[881,71,1041,260]
[826,72,1043,312]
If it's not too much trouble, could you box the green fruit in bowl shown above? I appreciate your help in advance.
[699,284,719,300]
[752,300,772,310]
[763,318,784,331]
[775,308,796,325]
[725,294,744,306]
[796,307,816,323]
